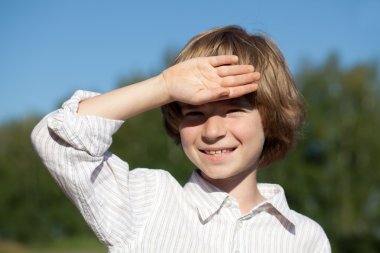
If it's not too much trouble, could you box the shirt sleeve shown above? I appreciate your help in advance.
[31,90,160,247]
[320,237,331,253]
[312,222,331,253]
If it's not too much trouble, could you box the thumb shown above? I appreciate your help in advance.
[194,88,230,104]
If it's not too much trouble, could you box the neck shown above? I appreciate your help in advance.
[202,168,265,215]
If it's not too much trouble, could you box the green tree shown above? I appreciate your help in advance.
[0,117,95,243]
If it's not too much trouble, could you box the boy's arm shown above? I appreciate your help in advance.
[78,55,260,119]
[30,55,259,247]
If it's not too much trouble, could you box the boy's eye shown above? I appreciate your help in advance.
[228,109,242,113]
[227,109,245,115]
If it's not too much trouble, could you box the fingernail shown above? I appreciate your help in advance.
[220,90,230,96]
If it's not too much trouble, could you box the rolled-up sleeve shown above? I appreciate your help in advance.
[31,90,159,247]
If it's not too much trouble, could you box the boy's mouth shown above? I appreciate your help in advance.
[200,148,235,156]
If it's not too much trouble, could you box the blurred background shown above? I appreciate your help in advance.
[1,0,379,252]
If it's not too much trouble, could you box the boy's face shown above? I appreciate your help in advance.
[179,96,265,184]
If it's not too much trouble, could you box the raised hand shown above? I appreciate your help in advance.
[77,55,260,120]
[161,55,260,105]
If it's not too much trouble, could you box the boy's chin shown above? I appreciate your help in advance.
[198,169,239,181]
[198,166,258,183]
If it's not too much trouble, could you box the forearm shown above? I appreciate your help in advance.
[78,74,170,120]
[77,56,260,120]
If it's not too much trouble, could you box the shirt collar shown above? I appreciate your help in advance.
[184,170,298,229]
[256,183,298,229]
[184,170,229,224]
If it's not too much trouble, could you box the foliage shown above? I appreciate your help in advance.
[0,236,105,253]
[0,54,379,252]
[0,118,96,243]
[258,54,380,252]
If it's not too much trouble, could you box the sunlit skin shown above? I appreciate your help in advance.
[179,97,266,213]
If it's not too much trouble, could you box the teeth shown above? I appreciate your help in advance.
[205,149,232,156]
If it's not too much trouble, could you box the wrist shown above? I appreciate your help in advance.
[158,71,174,104]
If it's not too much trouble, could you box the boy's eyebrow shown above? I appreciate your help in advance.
[179,97,252,111]
[179,103,191,109]
[178,103,197,111]
[222,98,251,107]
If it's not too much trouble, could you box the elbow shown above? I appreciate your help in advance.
[30,116,50,158]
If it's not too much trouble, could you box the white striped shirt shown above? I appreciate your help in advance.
[31,90,331,253]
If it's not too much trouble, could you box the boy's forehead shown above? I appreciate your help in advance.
[180,96,252,110]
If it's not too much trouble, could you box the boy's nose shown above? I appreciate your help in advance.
[201,115,227,142]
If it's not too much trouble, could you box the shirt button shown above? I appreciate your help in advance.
[224,198,232,207]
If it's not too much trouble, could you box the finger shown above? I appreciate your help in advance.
[226,83,259,98]
[193,88,230,105]
[217,65,255,77]
[221,72,261,87]
[208,55,239,67]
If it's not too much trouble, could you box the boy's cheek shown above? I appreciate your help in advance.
[179,130,193,148]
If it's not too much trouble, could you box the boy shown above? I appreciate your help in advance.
[31,26,330,252]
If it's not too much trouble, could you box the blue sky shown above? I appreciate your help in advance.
[1,0,379,123]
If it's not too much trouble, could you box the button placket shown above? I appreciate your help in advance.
[232,218,244,253]
[236,220,243,230]
[231,203,271,252]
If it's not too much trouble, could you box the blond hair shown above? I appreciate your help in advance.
[161,25,305,168]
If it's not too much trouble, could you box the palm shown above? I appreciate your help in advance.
[163,56,260,105]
